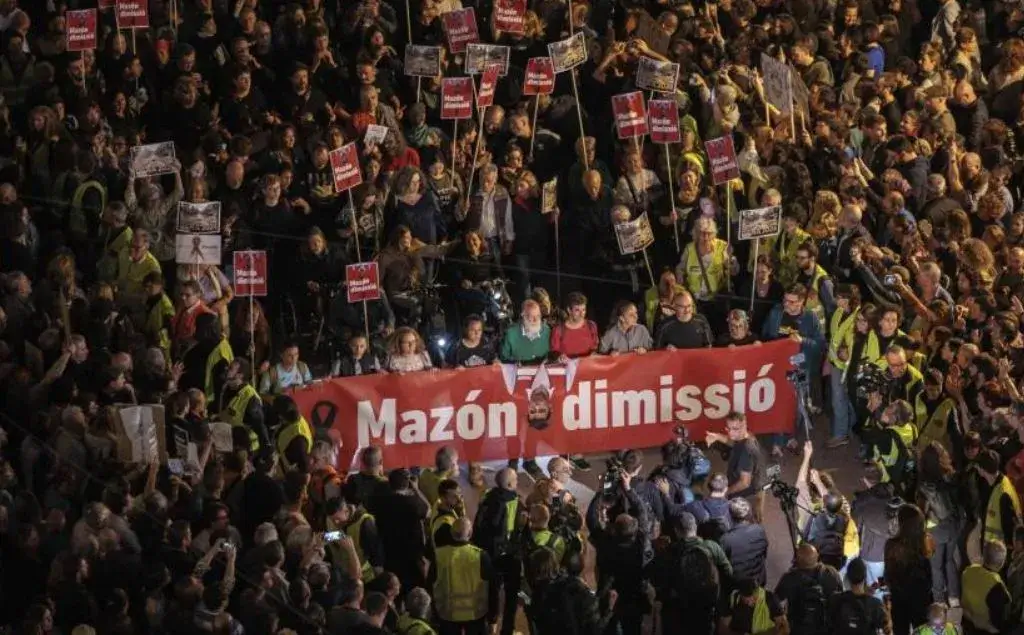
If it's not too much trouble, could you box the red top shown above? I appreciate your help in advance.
[550,321,599,358]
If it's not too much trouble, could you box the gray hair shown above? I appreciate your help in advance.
[405,587,432,619]
[983,540,1007,571]
[254,522,279,546]
[693,215,718,238]
[480,163,499,178]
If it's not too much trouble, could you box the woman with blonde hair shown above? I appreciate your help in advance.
[644,269,687,333]
[960,237,998,288]
[385,327,433,373]
[676,216,737,311]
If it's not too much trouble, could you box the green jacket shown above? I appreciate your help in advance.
[500,323,551,363]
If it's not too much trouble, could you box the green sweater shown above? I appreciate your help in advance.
[500,324,551,363]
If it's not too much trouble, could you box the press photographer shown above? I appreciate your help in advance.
[649,425,712,510]
[586,449,664,536]
[865,399,919,493]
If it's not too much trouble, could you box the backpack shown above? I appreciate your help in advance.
[677,541,719,602]
[791,566,829,634]
[808,515,848,570]
[919,480,964,529]
[831,592,874,635]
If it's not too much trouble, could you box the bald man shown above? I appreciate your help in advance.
[432,517,497,632]
[773,544,844,634]
[473,467,525,635]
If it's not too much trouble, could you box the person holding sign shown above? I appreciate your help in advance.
[676,217,737,324]
[510,171,553,305]
[459,164,515,266]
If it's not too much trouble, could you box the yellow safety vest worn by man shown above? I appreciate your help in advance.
[345,510,380,582]
[961,564,1010,633]
[430,506,461,548]
[983,475,1023,545]
[729,587,775,634]
[799,264,830,327]
[204,339,234,403]
[874,422,917,483]
[828,308,859,372]
[221,383,260,452]
[914,394,957,451]
[770,226,811,286]
[526,528,566,564]
[70,179,107,239]
[395,615,437,635]
[276,416,313,472]
[679,239,729,300]
[434,542,490,623]
[98,225,132,282]
[144,291,175,360]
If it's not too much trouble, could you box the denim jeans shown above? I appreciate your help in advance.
[830,369,855,439]
[930,536,962,600]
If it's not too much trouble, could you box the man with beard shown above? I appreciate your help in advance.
[483,105,509,159]
[278,63,331,141]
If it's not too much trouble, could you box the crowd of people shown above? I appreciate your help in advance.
[5,0,1024,633]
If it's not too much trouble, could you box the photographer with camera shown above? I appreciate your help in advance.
[705,412,767,522]
[473,467,526,635]
[880,345,924,405]
[650,426,712,511]
[589,498,655,635]
[867,400,919,493]
[683,473,733,538]
[586,450,665,535]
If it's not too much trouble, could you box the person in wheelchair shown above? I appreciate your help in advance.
[296,227,346,324]
[378,225,426,326]
[449,230,504,325]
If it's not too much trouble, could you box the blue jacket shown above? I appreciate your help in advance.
[761,306,824,377]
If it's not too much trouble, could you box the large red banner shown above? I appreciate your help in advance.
[292,341,799,468]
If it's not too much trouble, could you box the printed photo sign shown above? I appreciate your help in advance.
[523,57,555,95]
[115,0,149,28]
[648,99,680,144]
[705,136,741,185]
[176,201,221,234]
[738,205,783,241]
[233,250,268,296]
[364,124,390,146]
[346,262,382,303]
[329,143,363,193]
[541,178,558,214]
[548,32,588,73]
[615,212,655,255]
[404,45,442,77]
[612,92,648,139]
[129,142,177,178]
[477,65,500,108]
[465,43,510,75]
[760,53,793,114]
[636,57,680,93]
[441,8,480,55]
[65,9,98,52]
[493,0,526,33]
[441,77,474,119]
[175,234,222,265]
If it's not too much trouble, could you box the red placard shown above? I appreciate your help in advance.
[493,0,526,34]
[648,99,681,144]
[441,8,480,55]
[477,65,500,108]
[612,92,648,139]
[705,136,741,185]
[115,0,149,28]
[65,10,97,52]
[329,143,363,193]
[292,340,799,468]
[346,262,382,303]
[523,57,555,96]
[441,77,474,119]
[233,250,268,297]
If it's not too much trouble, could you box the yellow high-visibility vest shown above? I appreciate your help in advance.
[204,339,234,403]
[983,475,1022,545]
[276,416,313,472]
[434,543,488,622]
[222,384,260,452]
[679,239,729,300]
[961,564,1007,633]
[914,395,955,451]
[346,511,379,583]
[828,308,859,371]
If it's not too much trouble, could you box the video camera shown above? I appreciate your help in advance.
[762,464,800,505]
[854,361,892,406]
[599,456,625,501]
[665,425,712,483]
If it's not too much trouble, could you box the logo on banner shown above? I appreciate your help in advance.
[329,143,362,193]
[115,0,149,28]
[501,362,579,431]
[523,57,555,95]
[477,65,500,108]
[612,92,649,139]
[65,10,97,52]
[233,250,268,296]
[441,78,474,119]
[648,99,680,144]
[705,136,741,185]
[493,0,527,34]
[346,262,381,303]
[441,8,480,54]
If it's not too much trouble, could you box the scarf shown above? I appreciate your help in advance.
[406,123,432,148]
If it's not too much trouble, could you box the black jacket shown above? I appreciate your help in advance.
[721,521,769,586]
[527,575,613,635]
[850,483,895,562]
